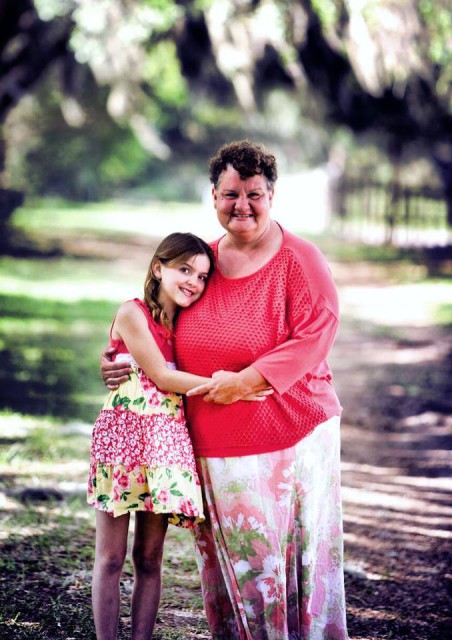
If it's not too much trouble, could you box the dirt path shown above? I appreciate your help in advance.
[329,263,451,640]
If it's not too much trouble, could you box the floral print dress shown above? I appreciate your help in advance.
[193,416,348,639]
[87,299,204,528]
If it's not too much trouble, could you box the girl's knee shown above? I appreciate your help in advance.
[96,548,127,576]
[132,544,164,576]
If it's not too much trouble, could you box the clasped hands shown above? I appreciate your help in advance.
[100,347,272,404]
[187,370,273,404]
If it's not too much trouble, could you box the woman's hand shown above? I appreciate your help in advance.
[186,369,273,404]
[101,346,132,390]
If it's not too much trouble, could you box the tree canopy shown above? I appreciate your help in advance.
[0,0,451,217]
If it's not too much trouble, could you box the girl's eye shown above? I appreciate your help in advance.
[180,267,190,274]
[198,275,207,282]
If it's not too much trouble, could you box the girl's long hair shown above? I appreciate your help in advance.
[144,232,214,331]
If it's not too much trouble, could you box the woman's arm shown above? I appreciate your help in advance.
[115,302,211,394]
[188,245,340,404]
[252,304,338,395]
[187,305,338,403]
[101,347,132,390]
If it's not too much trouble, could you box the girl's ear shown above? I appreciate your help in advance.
[152,260,162,280]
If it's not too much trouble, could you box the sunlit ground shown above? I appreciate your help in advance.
[340,281,451,326]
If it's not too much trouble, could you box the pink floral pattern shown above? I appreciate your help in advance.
[87,361,204,527]
[193,416,348,639]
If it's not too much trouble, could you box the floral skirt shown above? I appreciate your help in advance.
[87,366,204,528]
[193,416,348,640]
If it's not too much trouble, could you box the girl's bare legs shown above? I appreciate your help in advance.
[131,512,168,640]
[92,510,130,640]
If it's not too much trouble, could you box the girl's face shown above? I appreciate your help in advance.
[154,253,211,314]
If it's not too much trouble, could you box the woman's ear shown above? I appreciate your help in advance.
[268,187,275,206]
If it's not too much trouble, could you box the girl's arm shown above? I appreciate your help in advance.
[114,301,210,394]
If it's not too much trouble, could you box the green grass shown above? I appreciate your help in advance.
[435,302,452,325]
[0,293,116,422]
[11,196,201,235]
[312,232,428,265]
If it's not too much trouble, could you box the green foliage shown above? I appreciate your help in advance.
[3,0,452,209]
[435,302,452,326]
[100,134,150,184]
[144,41,188,109]
[311,0,339,30]
[419,0,452,66]
[7,69,151,200]
[34,0,73,21]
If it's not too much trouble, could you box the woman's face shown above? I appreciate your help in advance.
[212,165,274,241]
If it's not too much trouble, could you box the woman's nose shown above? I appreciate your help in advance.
[235,194,250,210]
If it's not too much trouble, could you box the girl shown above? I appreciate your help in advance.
[87,232,215,640]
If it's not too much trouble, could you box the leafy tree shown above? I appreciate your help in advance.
[0,0,450,222]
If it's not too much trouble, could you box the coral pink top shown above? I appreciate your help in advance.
[175,227,342,457]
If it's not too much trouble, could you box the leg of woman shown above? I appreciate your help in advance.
[294,416,348,640]
[193,515,242,640]
[195,453,290,640]
[92,510,130,640]
[194,416,348,640]
[130,512,168,640]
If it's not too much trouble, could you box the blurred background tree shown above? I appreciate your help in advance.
[0,0,450,221]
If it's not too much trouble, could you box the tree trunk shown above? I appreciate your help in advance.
[0,128,23,228]
[432,145,452,228]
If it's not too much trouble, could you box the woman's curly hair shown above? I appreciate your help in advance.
[209,140,278,188]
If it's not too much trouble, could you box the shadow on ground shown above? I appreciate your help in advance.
[332,318,451,640]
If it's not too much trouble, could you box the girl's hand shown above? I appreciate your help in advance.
[101,346,131,390]
[242,388,274,402]
[186,370,273,404]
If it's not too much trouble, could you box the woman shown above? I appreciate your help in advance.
[102,140,348,640]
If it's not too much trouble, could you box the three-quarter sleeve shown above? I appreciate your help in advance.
[252,241,339,396]
[252,303,338,395]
